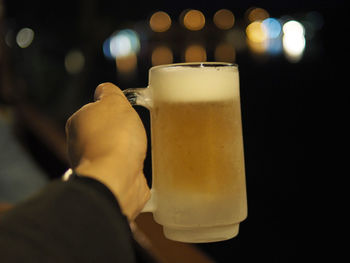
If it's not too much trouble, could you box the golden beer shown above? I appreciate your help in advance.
[152,100,245,194]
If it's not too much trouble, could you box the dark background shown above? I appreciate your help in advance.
[1,0,346,262]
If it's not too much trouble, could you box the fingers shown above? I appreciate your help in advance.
[66,82,133,136]
[94,82,126,102]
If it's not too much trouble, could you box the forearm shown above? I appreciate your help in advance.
[0,178,136,262]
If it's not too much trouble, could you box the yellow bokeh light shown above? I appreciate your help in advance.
[183,9,205,31]
[247,7,269,23]
[246,21,267,43]
[247,39,268,54]
[151,46,173,66]
[184,44,207,62]
[214,43,236,62]
[213,9,235,30]
[149,11,172,32]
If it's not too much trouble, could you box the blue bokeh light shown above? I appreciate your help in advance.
[262,18,282,39]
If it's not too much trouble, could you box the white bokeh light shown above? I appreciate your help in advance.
[16,28,34,48]
[282,20,306,62]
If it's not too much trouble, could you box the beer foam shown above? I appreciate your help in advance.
[149,64,239,102]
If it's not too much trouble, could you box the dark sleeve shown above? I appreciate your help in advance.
[0,177,137,263]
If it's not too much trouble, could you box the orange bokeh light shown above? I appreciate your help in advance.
[214,43,236,62]
[151,46,173,66]
[116,53,137,73]
[213,9,235,30]
[149,11,172,32]
[184,44,207,62]
[246,7,270,23]
[183,10,205,31]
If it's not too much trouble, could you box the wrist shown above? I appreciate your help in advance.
[74,158,122,192]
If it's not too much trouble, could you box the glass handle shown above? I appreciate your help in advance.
[123,87,152,109]
[123,87,155,213]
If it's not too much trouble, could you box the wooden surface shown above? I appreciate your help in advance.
[134,213,214,263]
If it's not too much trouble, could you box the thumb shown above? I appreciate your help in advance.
[94,82,127,102]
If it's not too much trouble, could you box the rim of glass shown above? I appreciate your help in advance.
[150,62,238,71]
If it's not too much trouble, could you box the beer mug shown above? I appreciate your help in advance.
[123,62,247,243]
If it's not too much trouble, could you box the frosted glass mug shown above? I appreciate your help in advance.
[123,62,247,243]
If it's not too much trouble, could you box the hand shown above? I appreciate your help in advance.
[65,83,150,221]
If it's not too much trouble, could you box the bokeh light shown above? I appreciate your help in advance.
[247,40,267,54]
[116,53,137,74]
[101,9,318,65]
[304,12,323,40]
[64,49,85,74]
[306,11,324,31]
[267,38,282,55]
[302,12,324,40]
[184,44,206,62]
[283,35,305,62]
[214,43,236,62]
[213,9,235,30]
[282,20,306,62]
[103,29,140,60]
[151,46,173,66]
[283,20,305,36]
[110,34,131,57]
[246,7,269,23]
[262,18,282,39]
[149,11,172,32]
[183,9,205,31]
[16,27,34,48]
[246,21,267,43]
[5,30,15,47]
